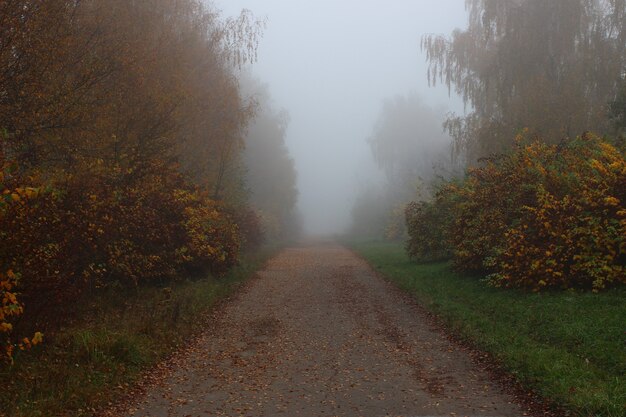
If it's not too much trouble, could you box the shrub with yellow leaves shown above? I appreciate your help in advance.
[1,269,23,360]
[405,132,625,291]
[177,189,240,275]
[445,134,557,272]
[0,161,44,361]
[492,134,625,291]
[0,156,244,332]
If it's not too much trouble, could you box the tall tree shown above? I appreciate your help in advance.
[0,0,263,199]
[368,93,454,204]
[241,78,299,239]
[610,80,626,136]
[350,93,455,240]
[423,0,626,162]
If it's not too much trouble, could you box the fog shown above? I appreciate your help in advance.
[216,0,468,235]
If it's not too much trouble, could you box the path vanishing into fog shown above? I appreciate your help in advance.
[108,243,526,417]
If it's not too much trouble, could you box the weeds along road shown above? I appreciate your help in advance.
[108,243,525,417]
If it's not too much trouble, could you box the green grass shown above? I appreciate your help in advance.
[0,247,278,417]
[351,241,626,417]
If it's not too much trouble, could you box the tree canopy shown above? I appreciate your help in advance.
[241,78,300,240]
[423,0,626,161]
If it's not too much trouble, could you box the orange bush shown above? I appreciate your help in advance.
[405,133,626,291]
[0,162,44,360]
[1,159,243,326]
[492,135,625,291]
[178,189,241,275]
[446,137,550,272]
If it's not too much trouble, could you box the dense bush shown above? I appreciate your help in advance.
[0,159,248,363]
[404,185,456,261]
[493,134,625,290]
[405,133,626,291]
[179,190,241,275]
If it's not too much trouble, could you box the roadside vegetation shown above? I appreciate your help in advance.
[405,133,625,291]
[0,0,298,415]
[0,248,277,417]
[352,241,626,417]
[348,3,625,414]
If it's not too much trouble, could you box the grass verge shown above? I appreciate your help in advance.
[0,246,278,417]
[350,241,625,417]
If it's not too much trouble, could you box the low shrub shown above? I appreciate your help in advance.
[405,133,626,291]
[0,158,243,331]
[492,134,625,291]
[179,190,241,275]
[404,184,457,261]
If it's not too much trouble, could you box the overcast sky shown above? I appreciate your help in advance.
[214,0,468,235]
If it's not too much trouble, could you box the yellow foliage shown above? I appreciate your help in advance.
[493,134,625,290]
[406,133,625,291]
[0,0,259,362]
[1,162,43,360]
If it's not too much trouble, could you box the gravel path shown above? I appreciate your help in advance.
[117,243,524,417]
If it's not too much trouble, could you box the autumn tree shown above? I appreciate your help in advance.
[422,0,626,162]
[240,78,300,240]
[0,0,267,342]
[0,0,262,187]
[174,9,264,202]
[351,93,455,239]
[349,183,390,240]
[610,79,626,136]
[368,93,455,203]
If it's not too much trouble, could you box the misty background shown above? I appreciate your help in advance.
[216,0,468,235]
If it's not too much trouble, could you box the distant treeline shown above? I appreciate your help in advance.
[0,0,298,359]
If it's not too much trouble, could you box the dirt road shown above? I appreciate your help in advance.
[117,243,524,417]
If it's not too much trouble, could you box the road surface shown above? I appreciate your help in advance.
[111,243,524,417]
